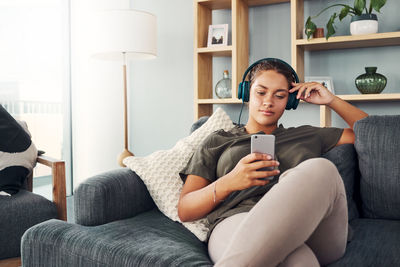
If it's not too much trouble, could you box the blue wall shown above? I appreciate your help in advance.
[130,0,400,156]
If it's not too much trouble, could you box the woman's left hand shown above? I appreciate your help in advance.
[289,82,335,105]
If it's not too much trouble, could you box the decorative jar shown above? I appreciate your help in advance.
[215,70,232,99]
[355,67,387,94]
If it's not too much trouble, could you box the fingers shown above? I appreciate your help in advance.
[237,153,280,187]
[242,153,272,164]
[290,82,323,100]
[252,159,280,170]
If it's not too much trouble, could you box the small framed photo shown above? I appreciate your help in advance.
[207,24,228,47]
[305,76,335,94]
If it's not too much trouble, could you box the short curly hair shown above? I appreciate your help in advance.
[248,59,295,89]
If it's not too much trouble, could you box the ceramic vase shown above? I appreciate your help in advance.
[350,14,378,35]
[355,67,387,94]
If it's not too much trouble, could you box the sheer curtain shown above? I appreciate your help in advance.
[0,0,72,197]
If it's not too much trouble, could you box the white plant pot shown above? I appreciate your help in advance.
[350,14,378,35]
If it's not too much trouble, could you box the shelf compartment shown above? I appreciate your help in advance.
[197,0,232,10]
[196,46,233,56]
[295,31,400,51]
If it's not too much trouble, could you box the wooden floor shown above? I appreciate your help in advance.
[0,258,21,267]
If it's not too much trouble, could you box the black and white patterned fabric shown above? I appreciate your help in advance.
[0,105,37,195]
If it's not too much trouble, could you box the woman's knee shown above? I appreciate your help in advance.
[279,158,344,199]
[298,158,341,186]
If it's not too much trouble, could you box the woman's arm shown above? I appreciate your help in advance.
[327,96,368,129]
[178,153,280,222]
[178,175,229,222]
[328,96,368,145]
[290,82,368,144]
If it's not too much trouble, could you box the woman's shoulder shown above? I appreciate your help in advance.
[278,124,342,139]
[202,125,247,147]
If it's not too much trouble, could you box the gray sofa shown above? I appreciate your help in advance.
[21,115,400,266]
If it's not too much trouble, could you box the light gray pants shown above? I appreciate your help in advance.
[208,158,348,267]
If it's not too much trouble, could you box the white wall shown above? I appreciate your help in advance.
[70,0,130,187]
[129,0,194,156]
[70,0,193,187]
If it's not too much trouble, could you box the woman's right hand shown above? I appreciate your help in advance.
[222,153,280,192]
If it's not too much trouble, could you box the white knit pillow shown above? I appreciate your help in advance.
[123,108,234,241]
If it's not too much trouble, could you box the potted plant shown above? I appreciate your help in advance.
[305,0,387,40]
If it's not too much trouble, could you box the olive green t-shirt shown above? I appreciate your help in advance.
[180,124,343,238]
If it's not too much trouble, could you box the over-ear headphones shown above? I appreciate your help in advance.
[238,58,300,110]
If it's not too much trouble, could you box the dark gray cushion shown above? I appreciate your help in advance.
[0,190,57,259]
[354,115,400,219]
[75,168,155,226]
[327,218,400,267]
[22,209,213,267]
[323,144,360,221]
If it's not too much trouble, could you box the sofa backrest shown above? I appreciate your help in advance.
[354,115,400,220]
[323,144,360,221]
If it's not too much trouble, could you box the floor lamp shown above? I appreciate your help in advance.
[92,9,157,166]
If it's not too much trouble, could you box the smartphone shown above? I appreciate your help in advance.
[251,134,276,179]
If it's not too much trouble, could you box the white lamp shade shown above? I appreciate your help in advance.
[91,9,157,61]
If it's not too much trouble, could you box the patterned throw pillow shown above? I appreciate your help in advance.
[124,108,234,241]
[0,105,37,195]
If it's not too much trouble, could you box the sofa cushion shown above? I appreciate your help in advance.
[0,105,37,195]
[323,144,360,221]
[354,115,400,219]
[0,190,57,259]
[123,108,234,241]
[22,209,213,267]
[327,218,400,267]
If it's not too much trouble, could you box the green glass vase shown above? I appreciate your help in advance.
[355,67,387,94]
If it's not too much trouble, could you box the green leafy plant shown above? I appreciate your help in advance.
[305,0,387,40]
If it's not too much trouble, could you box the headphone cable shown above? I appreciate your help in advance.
[238,101,245,126]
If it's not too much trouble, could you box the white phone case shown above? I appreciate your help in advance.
[251,134,276,179]
[251,134,275,157]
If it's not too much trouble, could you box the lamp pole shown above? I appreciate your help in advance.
[118,52,134,166]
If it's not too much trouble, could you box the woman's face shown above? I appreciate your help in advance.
[247,70,289,130]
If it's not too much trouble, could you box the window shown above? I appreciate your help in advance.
[0,0,72,197]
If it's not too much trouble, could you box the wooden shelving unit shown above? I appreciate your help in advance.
[194,0,400,123]
[291,0,400,126]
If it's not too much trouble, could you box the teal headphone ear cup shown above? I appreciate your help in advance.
[238,81,250,102]
[286,92,299,110]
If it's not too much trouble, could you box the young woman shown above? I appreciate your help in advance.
[178,59,368,267]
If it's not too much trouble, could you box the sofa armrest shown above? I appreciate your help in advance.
[74,168,156,226]
[25,155,67,221]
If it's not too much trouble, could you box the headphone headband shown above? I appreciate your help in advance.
[240,57,299,86]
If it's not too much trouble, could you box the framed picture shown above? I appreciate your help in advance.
[207,24,228,47]
[304,76,335,94]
